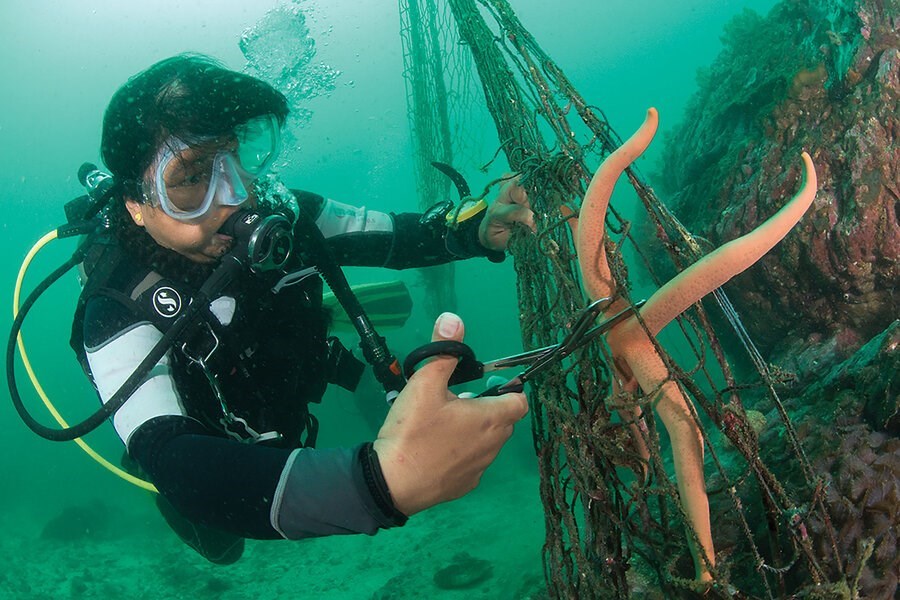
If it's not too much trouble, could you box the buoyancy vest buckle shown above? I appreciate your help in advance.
[218,414,282,445]
[181,321,221,368]
[182,321,282,444]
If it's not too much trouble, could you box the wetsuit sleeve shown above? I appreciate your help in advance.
[83,295,405,539]
[128,419,406,539]
[295,190,502,269]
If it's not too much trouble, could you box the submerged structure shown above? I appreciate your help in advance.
[401,0,898,597]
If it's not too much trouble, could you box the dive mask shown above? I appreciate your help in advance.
[142,114,281,221]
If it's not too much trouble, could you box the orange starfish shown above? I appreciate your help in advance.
[573,107,818,582]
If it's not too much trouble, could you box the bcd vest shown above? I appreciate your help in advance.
[70,237,335,449]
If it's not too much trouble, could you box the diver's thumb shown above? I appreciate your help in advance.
[433,312,464,342]
[410,312,466,387]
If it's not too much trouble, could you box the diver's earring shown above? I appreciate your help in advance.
[134,213,143,223]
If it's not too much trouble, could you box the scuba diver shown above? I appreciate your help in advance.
[24,53,534,564]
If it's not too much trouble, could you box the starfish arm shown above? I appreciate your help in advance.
[611,332,715,581]
[600,152,816,581]
[609,365,652,470]
[572,110,661,477]
[636,152,818,337]
[578,108,659,302]
[559,204,579,245]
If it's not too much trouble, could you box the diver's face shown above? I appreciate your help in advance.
[126,116,281,263]
[124,193,256,264]
[126,136,260,264]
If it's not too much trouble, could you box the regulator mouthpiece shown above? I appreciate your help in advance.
[219,209,293,272]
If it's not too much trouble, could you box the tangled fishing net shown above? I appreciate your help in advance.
[400,0,898,598]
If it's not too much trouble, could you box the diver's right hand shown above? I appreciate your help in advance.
[373,312,529,516]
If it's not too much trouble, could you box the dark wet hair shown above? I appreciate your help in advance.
[100,53,289,283]
[101,53,289,200]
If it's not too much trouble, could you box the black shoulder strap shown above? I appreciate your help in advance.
[69,238,125,368]
[69,238,196,375]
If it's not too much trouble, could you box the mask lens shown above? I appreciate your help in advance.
[234,115,280,175]
[150,114,281,221]
[160,146,218,213]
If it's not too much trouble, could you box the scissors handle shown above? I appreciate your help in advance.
[402,340,486,386]
[403,341,527,396]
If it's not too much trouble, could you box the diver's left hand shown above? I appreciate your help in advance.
[478,176,535,251]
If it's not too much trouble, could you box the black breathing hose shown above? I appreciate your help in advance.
[9,204,404,442]
[7,215,249,442]
[7,251,240,441]
[290,211,406,400]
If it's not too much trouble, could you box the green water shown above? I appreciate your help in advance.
[0,1,780,597]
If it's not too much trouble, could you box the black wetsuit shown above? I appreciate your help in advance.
[78,192,485,563]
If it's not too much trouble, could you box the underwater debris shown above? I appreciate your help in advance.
[432,552,494,590]
[436,0,895,596]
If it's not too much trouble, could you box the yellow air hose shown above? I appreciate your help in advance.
[13,230,158,493]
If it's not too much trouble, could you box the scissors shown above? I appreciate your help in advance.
[402,297,647,397]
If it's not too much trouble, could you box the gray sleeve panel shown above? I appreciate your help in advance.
[270,444,394,539]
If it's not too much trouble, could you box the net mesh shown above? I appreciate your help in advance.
[400,0,472,315]
[406,0,862,597]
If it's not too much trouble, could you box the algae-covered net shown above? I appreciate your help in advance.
[399,0,460,314]
[406,0,875,598]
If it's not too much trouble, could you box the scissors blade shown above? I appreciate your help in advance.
[480,344,558,373]
[480,299,646,376]
[568,298,648,352]
[516,299,647,381]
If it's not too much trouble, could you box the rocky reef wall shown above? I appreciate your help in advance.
[656,0,898,372]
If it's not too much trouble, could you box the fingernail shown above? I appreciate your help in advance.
[437,312,461,337]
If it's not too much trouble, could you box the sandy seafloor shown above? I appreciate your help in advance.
[1,464,546,599]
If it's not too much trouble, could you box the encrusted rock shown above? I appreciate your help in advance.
[654,0,899,375]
